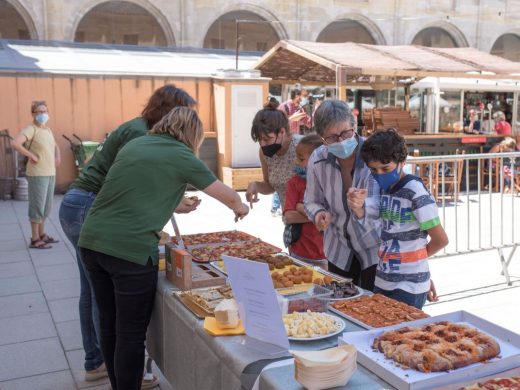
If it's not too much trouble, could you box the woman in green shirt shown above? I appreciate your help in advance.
[79,106,249,390]
[59,84,197,384]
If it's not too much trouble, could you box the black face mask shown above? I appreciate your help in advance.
[261,132,283,157]
[261,143,282,157]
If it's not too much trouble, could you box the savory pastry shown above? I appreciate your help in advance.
[461,377,520,390]
[372,321,501,372]
[331,294,428,328]
[190,241,280,262]
[172,231,258,246]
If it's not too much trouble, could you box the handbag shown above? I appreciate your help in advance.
[283,223,303,248]
[22,126,38,169]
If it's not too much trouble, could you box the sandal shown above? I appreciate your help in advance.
[40,234,59,244]
[30,239,52,249]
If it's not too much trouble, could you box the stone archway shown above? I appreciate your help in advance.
[491,33,520,62]
[72,0,174,46]
[316,15,386,45]
[0,0,38,39]
[411,23,468,48]
[202,7,286,51]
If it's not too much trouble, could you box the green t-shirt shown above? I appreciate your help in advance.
[72,117,148,193]
[78,134,217,265]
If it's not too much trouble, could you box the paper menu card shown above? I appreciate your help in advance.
[222,255,290,351]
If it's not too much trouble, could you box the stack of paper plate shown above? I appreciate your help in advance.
[291,345,357,390]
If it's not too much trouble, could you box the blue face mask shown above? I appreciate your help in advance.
[294,166,307,179]
[372,165,402,191]
[300,97,309,106]
[327,136,358,159]
[35,113,49,124]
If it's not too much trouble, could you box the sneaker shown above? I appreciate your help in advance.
[108,374,159,390]
[141,374,160,389]
[85,362,108,381]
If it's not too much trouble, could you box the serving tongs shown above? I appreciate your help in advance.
[171,215,186,250]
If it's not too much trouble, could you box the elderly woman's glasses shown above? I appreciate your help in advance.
[323,129,354,144]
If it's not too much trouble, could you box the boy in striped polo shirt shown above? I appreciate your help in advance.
[348,129,448,309]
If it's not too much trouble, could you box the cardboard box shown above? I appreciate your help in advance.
[165,243,226,290]
[165,245,192,290]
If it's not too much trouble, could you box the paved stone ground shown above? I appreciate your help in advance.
[0,197,172,390]
[0,192,519,389]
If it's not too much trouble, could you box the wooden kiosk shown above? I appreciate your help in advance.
[211,70,270,190]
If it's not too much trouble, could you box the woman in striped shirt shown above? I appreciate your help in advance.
[304,100,380,291]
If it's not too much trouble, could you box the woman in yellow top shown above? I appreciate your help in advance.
[12,101,61,249]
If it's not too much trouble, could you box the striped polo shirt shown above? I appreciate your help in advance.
[375,175,440,294]
[304,137,381,272]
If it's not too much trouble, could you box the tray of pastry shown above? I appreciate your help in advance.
[173,285,233,318]
[339,311,520,390]
[329,294,428,329]
[210,254,352,296]
[171,230,258,247]
[188,240,282,263]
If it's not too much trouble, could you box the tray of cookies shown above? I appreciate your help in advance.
[329,294,428,329]
[339,311,520,390]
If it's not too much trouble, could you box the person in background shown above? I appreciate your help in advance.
[463,109,481,134]
[494,111,512,136]
[278,89,312,135]
[246,102,301,219]
[283,134,327,269]
[12,101,61,249]
[79,107,249,390]
[353,129,449,309]
[266,96,283,217]
[59,84,196,386]
[304,100,380,291]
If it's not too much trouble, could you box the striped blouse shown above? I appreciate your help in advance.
[304,137,381,271]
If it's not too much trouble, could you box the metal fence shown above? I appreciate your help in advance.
[407,151,520,286]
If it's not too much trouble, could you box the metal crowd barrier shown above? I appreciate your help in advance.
[407,151,520,286]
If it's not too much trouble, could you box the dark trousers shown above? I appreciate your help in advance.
[328,257,377,292]
[80,248,158,390]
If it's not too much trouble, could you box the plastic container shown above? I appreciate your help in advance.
[81,141,100,162]
[279,284,333,314]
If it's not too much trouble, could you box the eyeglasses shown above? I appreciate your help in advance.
[322,129,354,144]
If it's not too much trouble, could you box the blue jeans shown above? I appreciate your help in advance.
[59,188,103,371]
[271,192,281,211]
[374,286,428,309]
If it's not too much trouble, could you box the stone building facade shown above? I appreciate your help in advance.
[1,0,519,60]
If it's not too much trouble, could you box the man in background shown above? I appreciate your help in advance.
[278,89,311,135]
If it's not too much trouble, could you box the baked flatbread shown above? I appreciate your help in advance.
[372,321,500,372]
